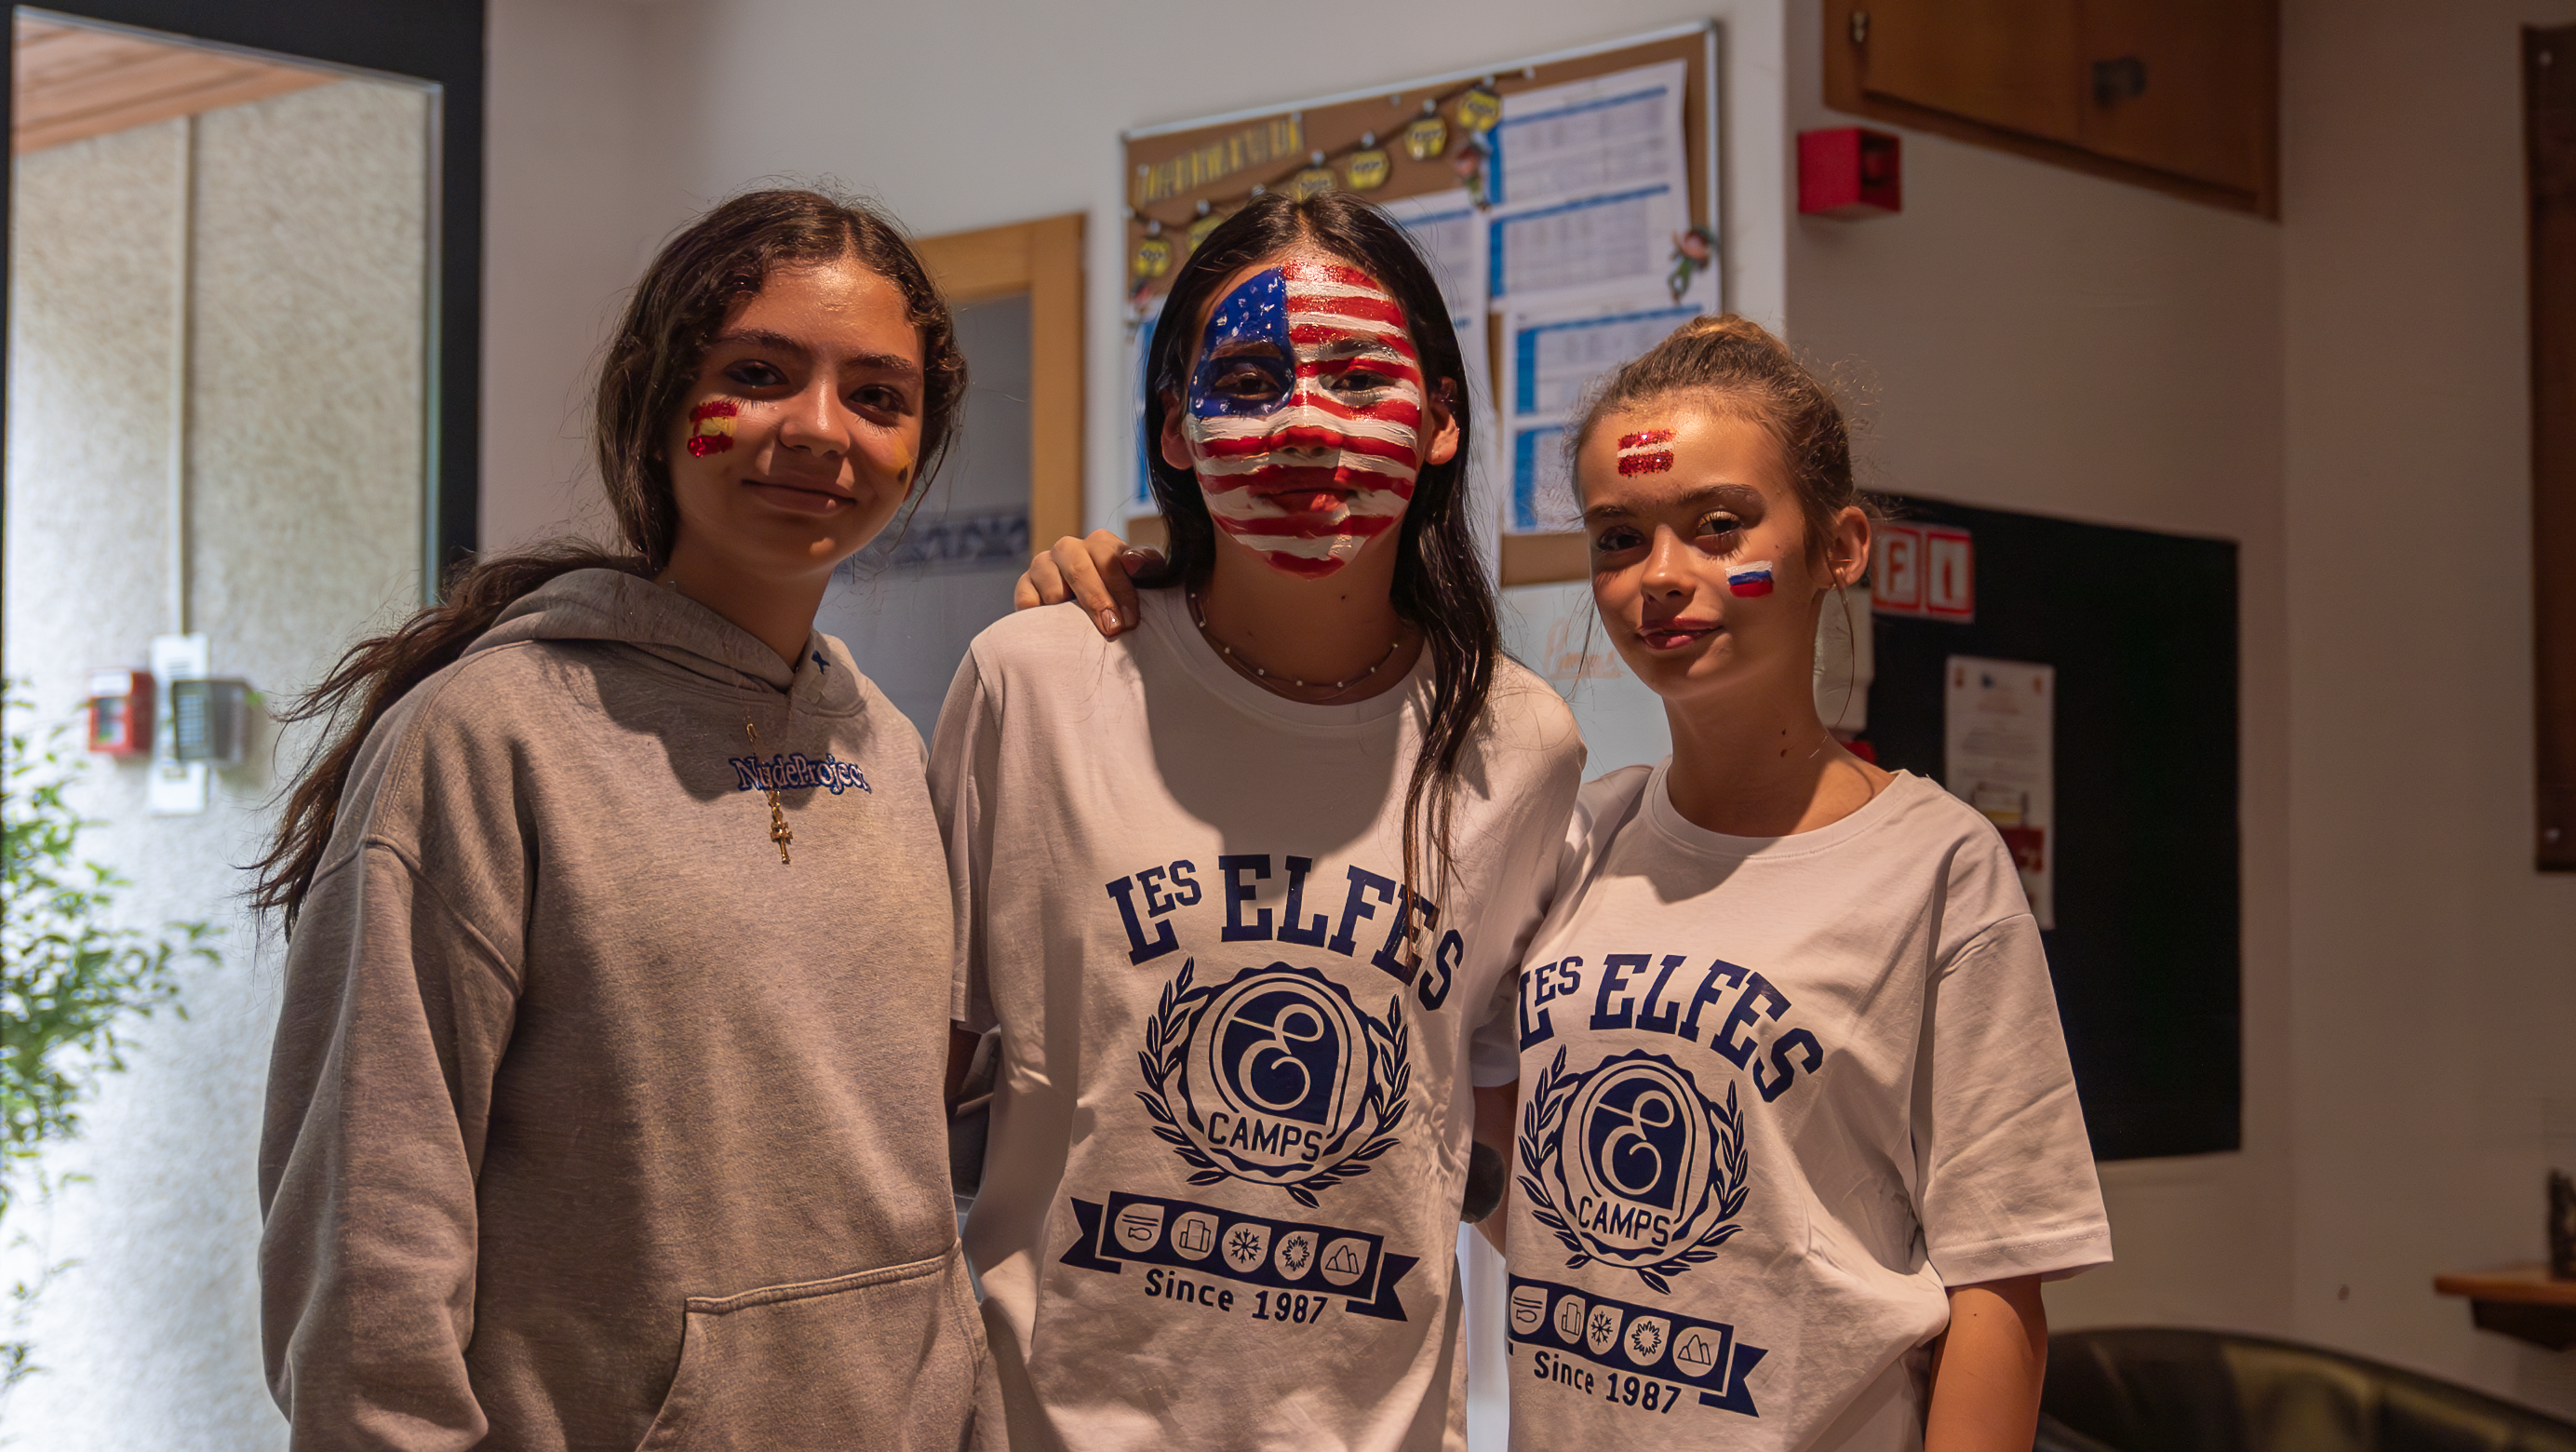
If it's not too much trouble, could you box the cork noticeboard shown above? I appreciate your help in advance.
[1120,23,1721,585]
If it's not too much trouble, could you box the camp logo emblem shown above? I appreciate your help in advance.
[1520,1047,1749,1294]
[1138,959,1411,1208]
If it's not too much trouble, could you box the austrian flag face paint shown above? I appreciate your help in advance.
[1181,260,1426,578]
[687,399,738,457]
[1725,559,1776,597]
[1617,429,1676,476]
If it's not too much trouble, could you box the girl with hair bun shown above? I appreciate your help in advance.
[1492,315,2109,1452]
[254,189,993,1449]
[939,191,1582,1449]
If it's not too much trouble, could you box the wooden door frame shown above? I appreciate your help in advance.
[2529,25,2576,871]
[912,214,1086,551]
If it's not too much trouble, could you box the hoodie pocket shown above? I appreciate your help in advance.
[637,1242,983,1452]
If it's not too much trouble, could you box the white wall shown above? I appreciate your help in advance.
[4,79,430,1448]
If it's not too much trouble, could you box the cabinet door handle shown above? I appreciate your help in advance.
[1850,8,1870,46]
[2092,56,2148,104]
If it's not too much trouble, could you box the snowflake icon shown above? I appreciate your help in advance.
[1228,1228,1265,1262]
[1590,1309,1620,1343]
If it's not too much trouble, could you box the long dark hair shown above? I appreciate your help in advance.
[250,189,966,931]
[1139,191,1497,910]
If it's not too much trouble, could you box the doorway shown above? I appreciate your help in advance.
[813,213,1084,736]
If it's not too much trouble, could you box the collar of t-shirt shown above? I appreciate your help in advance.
[1136,585,1433,732]
[1639,762,1942,863]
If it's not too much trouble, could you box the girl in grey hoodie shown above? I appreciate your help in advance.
[251,190,993,1451]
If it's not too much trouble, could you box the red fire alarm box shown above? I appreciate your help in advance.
[87,668,151,756]
[1799,127,1902,218]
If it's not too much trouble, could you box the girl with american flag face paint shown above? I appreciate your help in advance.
[945,194,1580,1450]
[1176,256,1439,578]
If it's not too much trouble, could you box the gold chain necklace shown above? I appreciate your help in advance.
[745,718,792,865]
[1187,588,1402,699]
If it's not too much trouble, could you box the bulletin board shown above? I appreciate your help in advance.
[1120,22,1722,584]
[1863,496,2242,1163]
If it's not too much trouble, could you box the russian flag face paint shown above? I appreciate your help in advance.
[1725,559,1776,597]
[1617,429,1676,476]
[1180,260,1424,579]
[686,399,739,458]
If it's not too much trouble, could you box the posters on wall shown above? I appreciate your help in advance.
[1381,189,1500,569]
[1944,656,2056,928]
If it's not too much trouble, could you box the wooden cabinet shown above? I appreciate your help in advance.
[1826,0,2277,214]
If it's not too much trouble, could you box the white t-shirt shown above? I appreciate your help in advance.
[1502,764,2111,1452]
[931,588,1584,1452]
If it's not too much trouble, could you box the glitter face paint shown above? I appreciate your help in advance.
[1616,429,1677,476]
[1180,260,1425,579]
[687,399,739,458]
[1724,559,1776,597]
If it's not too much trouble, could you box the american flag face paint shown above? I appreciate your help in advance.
[1180,260,1425,578]
[1724,559,1776,597]
[686,399,738,458]
[1617,429,1676,476]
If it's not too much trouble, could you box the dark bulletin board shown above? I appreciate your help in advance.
[1863,496,2241,1163]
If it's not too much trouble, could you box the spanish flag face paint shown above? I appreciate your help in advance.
[686,399,739,458]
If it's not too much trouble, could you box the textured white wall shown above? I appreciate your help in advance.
[2,78,428,1449]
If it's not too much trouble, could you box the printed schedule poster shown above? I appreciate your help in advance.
[1486,59,1692,308]
[1944,657,2056,928]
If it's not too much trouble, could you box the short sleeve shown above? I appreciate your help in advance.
[1912,913,2113,1286]
[926,651,1000,1034]
[1468,769,1606,1088]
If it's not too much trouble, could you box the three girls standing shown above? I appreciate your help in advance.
[258,180,2103,1452]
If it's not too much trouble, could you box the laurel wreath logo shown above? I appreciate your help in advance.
[1518,1046,1749,1295]
[1135,958,1411,1209]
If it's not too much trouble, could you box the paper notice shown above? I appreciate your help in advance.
[1487,60,1689,211]
[1381,189,1487,328]
[1500,581,1670,773]
[1944,656,2056,928]
[1484,60,1693,306]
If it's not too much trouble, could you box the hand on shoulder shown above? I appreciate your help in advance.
[1013,531,1165,639]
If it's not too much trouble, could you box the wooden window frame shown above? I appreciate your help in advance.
[912,214,1087,553]
[2529,26,2576,871]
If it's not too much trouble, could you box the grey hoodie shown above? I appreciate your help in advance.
[260,570,989,1451]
